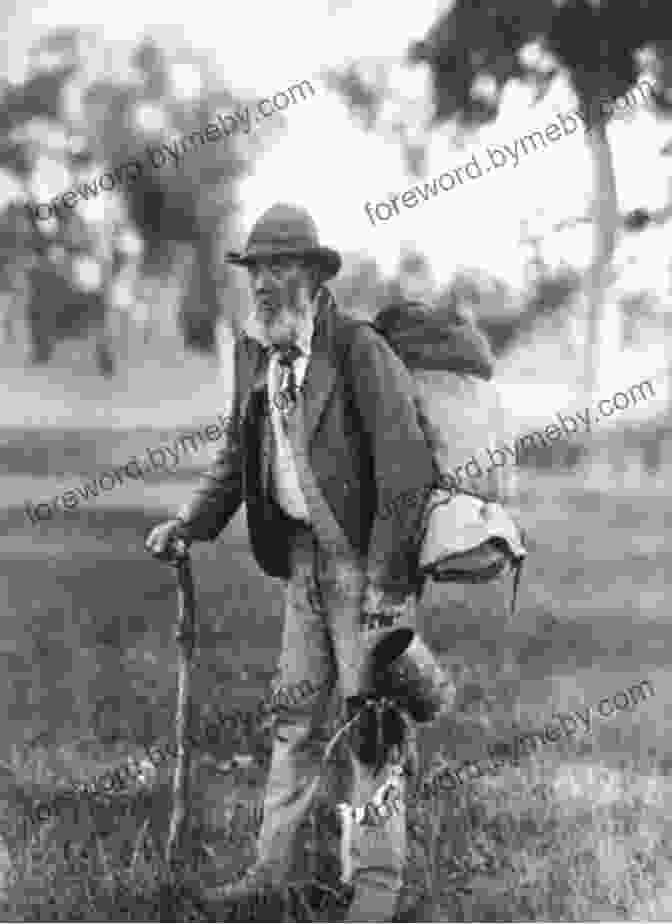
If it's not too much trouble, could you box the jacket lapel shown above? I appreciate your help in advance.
[238,336,268,424]
[301,293,339,446]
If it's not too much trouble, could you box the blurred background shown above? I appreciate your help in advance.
[2,1,672,920]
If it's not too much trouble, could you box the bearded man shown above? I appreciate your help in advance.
[145,203,436,921]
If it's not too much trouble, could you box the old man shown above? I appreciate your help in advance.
[145,203,435,921]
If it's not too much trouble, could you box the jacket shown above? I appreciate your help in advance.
[177,288,437,599]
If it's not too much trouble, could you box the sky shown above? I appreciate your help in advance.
[2,0,671,294]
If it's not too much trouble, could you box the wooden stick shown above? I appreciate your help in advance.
[165,543,197,876]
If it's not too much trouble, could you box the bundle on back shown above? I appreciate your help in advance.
[373,299,526,610]
[373,300,512,502]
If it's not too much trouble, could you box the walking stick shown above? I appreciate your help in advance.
[164,538,197,877]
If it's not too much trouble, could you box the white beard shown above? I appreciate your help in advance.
[262,303,312,349]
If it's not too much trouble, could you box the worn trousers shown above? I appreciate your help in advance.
[256,524,413,922]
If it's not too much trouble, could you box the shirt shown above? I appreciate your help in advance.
[243,312,314,523]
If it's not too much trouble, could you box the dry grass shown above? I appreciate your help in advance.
[399,686,672,922]
[3,686,672,921]
[2,457,672,920]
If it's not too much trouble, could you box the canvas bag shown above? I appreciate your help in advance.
[370,301,527,617]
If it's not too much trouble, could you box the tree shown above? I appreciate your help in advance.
[0,53,110,366]
[83,36,279,353]
[329,252,389,319]
[328,0,672,399]
[1,30,281,366]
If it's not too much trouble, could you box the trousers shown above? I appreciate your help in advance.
[256,524,413,922]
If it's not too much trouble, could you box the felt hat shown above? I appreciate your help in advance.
[226,202,342,281]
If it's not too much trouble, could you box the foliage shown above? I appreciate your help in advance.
[328,1,672,137]
[0,67,75,135]
[82,35,276,351]
[324,64,385,132]
[327,0,672,396]
[433,264,581,357]
[0,31,273,360]
[329,252,390,319]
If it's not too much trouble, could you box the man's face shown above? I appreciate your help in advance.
[248,256,317,347]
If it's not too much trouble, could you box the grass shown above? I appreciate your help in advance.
[1,456,672,920]
[0,427,225,480]
[3,672,671,921]
[399,696,672,922]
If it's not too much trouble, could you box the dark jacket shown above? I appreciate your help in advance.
[177,289,436,597]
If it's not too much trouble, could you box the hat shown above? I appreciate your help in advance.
[226,203,342,281]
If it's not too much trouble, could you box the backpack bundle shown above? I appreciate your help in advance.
[369,300,527,617]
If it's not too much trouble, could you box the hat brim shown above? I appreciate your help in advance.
[226,245,341,281]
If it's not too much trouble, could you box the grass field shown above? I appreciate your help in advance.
[1,429,671,920]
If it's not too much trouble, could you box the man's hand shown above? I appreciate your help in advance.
[145,518,192,562]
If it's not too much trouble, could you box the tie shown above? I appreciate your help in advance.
[261,344,301,498]
[274,344,302,416]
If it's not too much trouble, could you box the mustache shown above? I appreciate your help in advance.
[258,275,309,311]
[258,295,308,318]
[258,302,306,321]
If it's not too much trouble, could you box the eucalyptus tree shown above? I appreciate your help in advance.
[328,0,672,398]
[82,35,285,353]
[1,30,283,366]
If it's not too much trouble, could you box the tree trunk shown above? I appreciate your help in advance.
[177,232,227,354]
[582,106,620,401]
